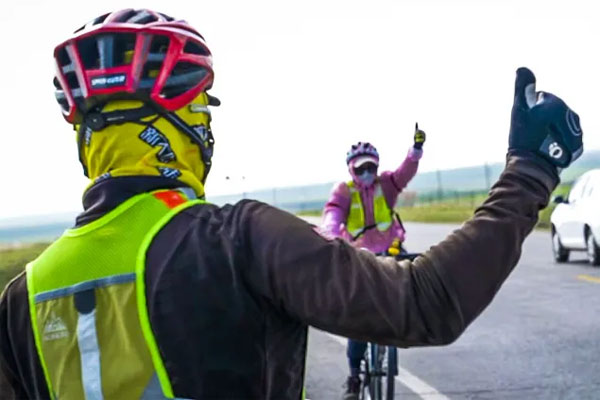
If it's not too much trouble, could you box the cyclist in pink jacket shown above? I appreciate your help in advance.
[321,125,425,399]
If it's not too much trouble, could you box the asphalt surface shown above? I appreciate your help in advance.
[303,221,600,400]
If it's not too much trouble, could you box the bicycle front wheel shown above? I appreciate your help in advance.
[368,344,383,400]
[385,346,397,400]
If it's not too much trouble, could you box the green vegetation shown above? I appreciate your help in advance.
[296,209,322,217]
[397,193,488,224]
[297,184,572,229]
[213,150,600,209]
[0,243,48,292]
[399,185,570,228]
[536,183,571,230]
[0,181,576,293]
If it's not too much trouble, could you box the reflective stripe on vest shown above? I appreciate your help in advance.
[26,190,203,399]
[345,181,394,238]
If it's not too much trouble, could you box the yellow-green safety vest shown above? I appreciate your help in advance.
[345,180,394,239]
[26,189,203,400]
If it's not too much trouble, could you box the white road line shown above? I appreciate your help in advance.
[395,369,450,400]
[325,333,450,400]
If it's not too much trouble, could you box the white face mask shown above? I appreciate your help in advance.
[357,171,376,186]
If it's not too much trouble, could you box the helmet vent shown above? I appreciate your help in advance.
[149,35,170,54]
[183,41,210,56]
[77,36,100,69]
[77,33,136,69]
[53,77,69,111]
[126,10,158,24]
[57,48,71,67]
[112,33,136,66]
[139,35,170,88]
[93,13,110,25]
[65,72,80,92]
[115,10,138,23]
[158,13,175,22]
[171,61,203,76]
[161,62,207,99]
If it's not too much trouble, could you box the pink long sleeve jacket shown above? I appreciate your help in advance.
[321,148,422,253]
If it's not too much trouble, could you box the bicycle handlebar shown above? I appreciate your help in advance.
[375,252,421,261]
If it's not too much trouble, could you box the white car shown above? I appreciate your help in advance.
[551,169,600,265]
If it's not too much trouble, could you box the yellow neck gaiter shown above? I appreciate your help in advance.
[78,93,212,198]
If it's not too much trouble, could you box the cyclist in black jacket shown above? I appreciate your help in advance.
[0,9,584,400]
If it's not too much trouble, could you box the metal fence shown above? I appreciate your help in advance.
[210,163,502,214]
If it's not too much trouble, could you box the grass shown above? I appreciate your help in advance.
[0,182,573,293]
[536,184,571,230]
[397,201,483,224]
[297,184,572,229]
[296,210,322,217]
[0,243,49,293]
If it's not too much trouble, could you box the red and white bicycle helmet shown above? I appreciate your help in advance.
[53,9,220,182]
[53,9,215,123]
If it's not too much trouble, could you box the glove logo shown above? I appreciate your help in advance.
[566,109,582,136]
[549,142,564,159]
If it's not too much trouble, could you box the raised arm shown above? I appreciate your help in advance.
[241,67,583,347]
[382,148,422,196]
[381,124,425,196]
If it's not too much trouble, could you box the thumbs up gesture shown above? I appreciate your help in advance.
[414,123,426,150]
[508,67,583,169]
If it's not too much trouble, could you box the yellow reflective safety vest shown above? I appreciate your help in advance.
[25,189,203,400]
[345,180,395,240]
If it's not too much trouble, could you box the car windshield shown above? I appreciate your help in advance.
[568,176,589,202]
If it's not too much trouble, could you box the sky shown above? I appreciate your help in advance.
[1,0,599,219]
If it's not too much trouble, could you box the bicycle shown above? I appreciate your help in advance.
[358,251,420,400]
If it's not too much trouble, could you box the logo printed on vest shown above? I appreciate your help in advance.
[43,312,68,341]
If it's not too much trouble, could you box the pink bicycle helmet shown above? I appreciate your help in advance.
[346,142,380,166]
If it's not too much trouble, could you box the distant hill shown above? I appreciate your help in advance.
[373,149,600,193]
[209,149,600,210]
[2,150,599,243]
[559,149,600,182]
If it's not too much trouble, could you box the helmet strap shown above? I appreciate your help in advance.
[161,111,214,182]
[78,103,215,183]
[76,123,90,177]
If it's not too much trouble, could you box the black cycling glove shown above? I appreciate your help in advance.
[414,123,426,150]
[509,67,583,170]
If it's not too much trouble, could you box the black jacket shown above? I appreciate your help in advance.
[0,156,557,399]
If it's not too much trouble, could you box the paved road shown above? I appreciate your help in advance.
[304,222,600,399]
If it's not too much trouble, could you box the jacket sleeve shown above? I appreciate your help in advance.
[0,275,28,399]
[240,154,557,346]
[320,182,351,238]
[383,147,422,195]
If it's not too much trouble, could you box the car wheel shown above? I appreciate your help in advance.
[552,230,569,263]
[586,232,600,266]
